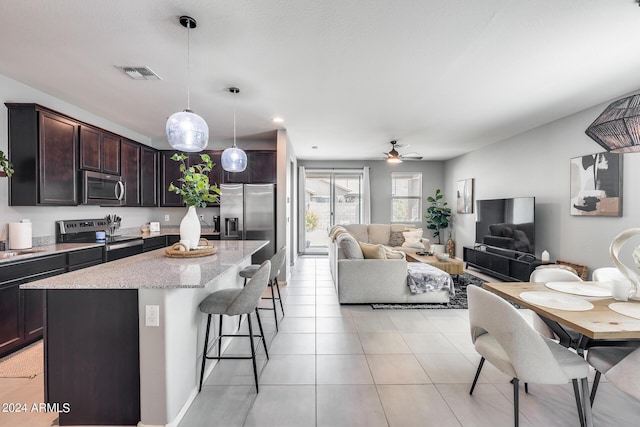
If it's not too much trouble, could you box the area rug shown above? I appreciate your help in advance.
[0,341,43,378]
[371,272,486,310]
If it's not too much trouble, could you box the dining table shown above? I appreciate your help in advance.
[483,281,640,340]
[483,281,640,427]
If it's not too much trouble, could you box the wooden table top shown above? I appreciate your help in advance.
[405,251,464,275]
[483,282,640,340]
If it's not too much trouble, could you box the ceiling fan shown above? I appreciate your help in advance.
[384,140,423,163]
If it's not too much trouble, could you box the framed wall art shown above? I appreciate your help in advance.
[456,178,474,214]
[570,152,622,216]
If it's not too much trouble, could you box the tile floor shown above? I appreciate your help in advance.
[180,256,640,427]
[2,256,640,427]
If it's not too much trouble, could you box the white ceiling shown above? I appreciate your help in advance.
[1,1,639,161]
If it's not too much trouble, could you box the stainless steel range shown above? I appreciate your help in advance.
[56,219,143,262]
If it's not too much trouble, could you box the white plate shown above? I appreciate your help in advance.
[544,281,612,297]
[519,291,594,311]
[609,302,640,320]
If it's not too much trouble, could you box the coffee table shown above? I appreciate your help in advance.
[405,251,464,275]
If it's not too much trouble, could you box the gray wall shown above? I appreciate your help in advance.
[444,92,640,275]
[298,159,444,236]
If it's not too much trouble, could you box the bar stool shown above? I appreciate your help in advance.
[239,247,286,331]
[198,260,271,393]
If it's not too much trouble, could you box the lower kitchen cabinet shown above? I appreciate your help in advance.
[0,247,106,358]
[143,236,167,252]
[0,254,67,357]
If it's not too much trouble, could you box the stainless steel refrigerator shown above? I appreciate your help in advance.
[219,183,276,264]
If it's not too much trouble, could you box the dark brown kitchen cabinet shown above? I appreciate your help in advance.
[161,151,183,207]
[0,253,67,358]
[249,151,277,183]
[222,150,277,184]
[121,140,141,206]
[6,104,79,205]
[141,146,158,206]
[79,126,121,175]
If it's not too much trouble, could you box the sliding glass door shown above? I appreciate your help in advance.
[302,169,362,254]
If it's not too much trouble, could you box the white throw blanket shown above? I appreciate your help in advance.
[407,263,455,296]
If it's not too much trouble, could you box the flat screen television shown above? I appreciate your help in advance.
[475,197,535,255]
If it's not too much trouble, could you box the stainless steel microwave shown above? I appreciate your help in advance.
[81,171,125,206]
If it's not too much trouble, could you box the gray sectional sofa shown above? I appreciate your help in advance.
[329,224,451,304]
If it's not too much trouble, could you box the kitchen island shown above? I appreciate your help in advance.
[21,240,268,427]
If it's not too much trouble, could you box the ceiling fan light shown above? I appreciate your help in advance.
[166,110,209,152]
[221,146,247,172]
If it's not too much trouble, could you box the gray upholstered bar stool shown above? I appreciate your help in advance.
[239,247,286,331]
[198,260,271,393]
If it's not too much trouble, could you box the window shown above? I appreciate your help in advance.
[391,172,422,222]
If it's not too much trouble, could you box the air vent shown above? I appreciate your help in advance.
[116,66,161,80]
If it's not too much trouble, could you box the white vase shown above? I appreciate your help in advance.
[609,228,640,300]
[180,206,201,250]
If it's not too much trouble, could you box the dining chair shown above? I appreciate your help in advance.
[529,267,583,344]
[586,345,637,405]
[468,285,592,427]
[601,346,640,401]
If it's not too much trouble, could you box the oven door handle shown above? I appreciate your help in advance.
[107,240,143,251]
[115,180,125,201]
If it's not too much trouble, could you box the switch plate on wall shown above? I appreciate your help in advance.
[164,215,170,222]
[145,305,159,327]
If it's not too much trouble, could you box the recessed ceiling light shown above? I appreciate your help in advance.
[272,117,284,124]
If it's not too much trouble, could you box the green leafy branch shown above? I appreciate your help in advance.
[167,153,221,208]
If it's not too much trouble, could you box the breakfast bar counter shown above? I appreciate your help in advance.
[21,240,268,427]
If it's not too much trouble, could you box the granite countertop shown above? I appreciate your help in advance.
[21,240,267,290]
[0,229,221,264]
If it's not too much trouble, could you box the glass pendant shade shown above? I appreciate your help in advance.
[166,110,209,152]
[221,146,247,172]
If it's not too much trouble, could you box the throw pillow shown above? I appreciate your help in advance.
[385,248,406,259]
[402,228,425,249]
[388,231,405,247]
[337,233,364,259]
[358,241,387,259]
[502,227,514,238]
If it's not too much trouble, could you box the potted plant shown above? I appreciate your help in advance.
[425,188,452,253]
[168,153,221,249]
[0,150,14,177]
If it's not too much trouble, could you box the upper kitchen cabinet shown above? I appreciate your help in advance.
[79,125,120,175]
[248,151,277,183]
[140,146,158,207]
[222,150,277,184]
[6,104,78,205]
[160,151,183,207]
[120,140,140,206]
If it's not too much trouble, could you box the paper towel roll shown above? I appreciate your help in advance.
[9,222,32,249]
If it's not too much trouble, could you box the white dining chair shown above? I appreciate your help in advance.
[602,346,640,401]
[586,345,637,405]
[468,285,592,427]
[529,267,583,343]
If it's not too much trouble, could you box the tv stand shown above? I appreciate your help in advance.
[463,246,542,282]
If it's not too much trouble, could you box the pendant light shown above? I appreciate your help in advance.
[166,16,209,153]
[221,87,248,172]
